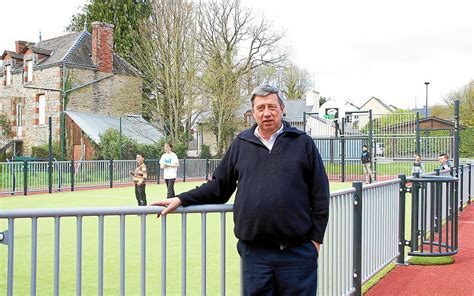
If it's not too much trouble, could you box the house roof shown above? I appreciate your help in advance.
[284,99,312,118]
[381,116,466,131]
[1,31,140,76]
[1,50,24,60]
[66,111,163,144]
[360,97,396,112]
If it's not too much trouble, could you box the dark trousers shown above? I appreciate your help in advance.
[165,178,176,198]
[237,240,318,296]
[135,184,147,206]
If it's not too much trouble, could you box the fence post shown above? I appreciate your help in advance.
[70,160,75,192]
[109,159,113,188]
[205,159,209,180]
[460,164,464,211]
[469,163,472,205]
[341,119,346,182]
[303,112,307,133]
[397,174,407,264]
[157,160,160,184]
[48,116,53,194]
[352,181,363,296]
[23,160,28,196]
[183,158,187,183]
[415,112,420,155]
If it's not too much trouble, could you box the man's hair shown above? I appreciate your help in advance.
[165,142,173,149]
[362,145,368,149]
[250,84,285,108]
[137,152,145,158]
[415,154,421,158]
[439,153,449,159]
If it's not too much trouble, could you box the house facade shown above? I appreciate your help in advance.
[0,22,142,157]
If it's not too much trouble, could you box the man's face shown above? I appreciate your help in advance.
[363,146,368,151]
[164,144,171,153]
[136,154,144,164]
[252,93,284,135]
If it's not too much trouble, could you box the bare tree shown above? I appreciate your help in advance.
[130,0,202,143]
[444,80,474,126]
[196,0,286,155]
[280,64,313,100]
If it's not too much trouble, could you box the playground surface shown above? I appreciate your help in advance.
[366,203,474,296]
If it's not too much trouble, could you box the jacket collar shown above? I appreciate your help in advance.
[238,121,305,144]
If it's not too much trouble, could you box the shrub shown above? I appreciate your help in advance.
[199,144,212,159]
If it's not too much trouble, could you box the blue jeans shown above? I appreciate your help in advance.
[237,240,319,296]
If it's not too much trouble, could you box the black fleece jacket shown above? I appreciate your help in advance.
[178,121,330,244]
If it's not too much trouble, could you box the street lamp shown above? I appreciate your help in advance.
[424,82,429,118]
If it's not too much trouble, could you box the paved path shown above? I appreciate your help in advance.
[366,203,474,296]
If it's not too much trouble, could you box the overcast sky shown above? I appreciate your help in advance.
[1,0,472,109]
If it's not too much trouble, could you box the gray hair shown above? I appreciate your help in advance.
[250,84,285,108]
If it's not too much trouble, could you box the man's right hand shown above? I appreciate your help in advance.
[149,197,182,216]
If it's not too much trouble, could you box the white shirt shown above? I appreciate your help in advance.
[254,124,284,152]
[159,152,179,179]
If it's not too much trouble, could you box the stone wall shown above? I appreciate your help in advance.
[0,66,62,154]
[67,68,142,116]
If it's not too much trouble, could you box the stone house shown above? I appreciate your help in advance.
[0,22,142,158]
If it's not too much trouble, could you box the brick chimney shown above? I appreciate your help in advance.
[15,41,28,53]
[91,22,114,73]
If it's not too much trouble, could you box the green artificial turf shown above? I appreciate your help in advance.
[0,181,351,295]
[408,256,455,265]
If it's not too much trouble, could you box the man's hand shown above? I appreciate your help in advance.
[149,197,182,216]
[311,240,320,253]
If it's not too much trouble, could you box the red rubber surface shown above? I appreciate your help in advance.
[366,202,474,295]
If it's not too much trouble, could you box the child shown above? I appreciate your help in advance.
[412,154,424,175]
[159,143,179,198]
[361,145,374,184]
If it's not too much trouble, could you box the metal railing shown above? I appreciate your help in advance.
[0,177,431,296]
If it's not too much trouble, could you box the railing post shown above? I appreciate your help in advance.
[415,112,420,155]
[70,160,75,191]
[397,174,407,264]
[23,160,28,196]
[183,158,187,183]
[410,173,420,252]
[109,159,113,188]
[352,181,363,296]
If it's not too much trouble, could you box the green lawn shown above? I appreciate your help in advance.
[0,181,351,295]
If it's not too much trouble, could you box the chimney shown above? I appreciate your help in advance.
[15,41,28,53]
[91,22,114,73]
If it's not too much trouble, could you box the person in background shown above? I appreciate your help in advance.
[159,143,179,198]
[129,153,147,206]
[438,153,452,170]
[361,145,374,184]
[412,154,425,175]
[150,84,330,295]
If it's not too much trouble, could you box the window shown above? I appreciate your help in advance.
[27,60,33,82]
[6,65,11,85]
[38,95,46,125]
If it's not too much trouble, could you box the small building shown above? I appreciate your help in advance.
[66,111,163,160]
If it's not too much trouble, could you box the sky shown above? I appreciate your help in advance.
[1,0,472,109]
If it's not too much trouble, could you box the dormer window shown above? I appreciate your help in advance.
[27,60,33,82]
[6,65,11,85]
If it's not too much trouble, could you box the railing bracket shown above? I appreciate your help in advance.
[0,230,9,245]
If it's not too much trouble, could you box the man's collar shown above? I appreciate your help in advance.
[254,123,284,141]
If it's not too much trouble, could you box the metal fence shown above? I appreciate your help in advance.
[5,169,470,296]
[0,159,224,195]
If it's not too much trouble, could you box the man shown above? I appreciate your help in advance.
[130,153,148,206]
[151,84,329,295]
[438,153,452,170]
[361,145,374,184]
